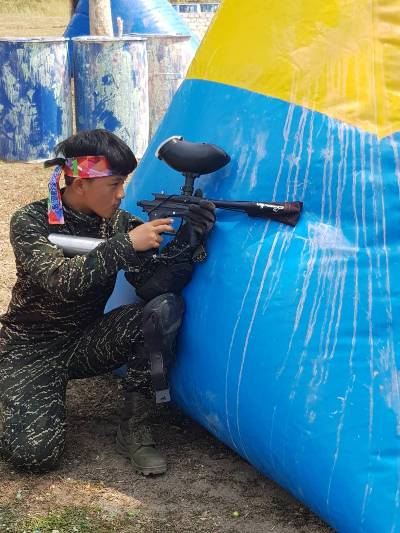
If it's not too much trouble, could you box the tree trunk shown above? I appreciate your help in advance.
[89,0,114,36]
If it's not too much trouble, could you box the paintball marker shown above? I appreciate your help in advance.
[49,137,303,256]
[137,136,303,227]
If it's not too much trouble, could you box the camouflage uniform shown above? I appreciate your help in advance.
[0,197,190,472]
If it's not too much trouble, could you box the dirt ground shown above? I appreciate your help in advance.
[0,5,334,533]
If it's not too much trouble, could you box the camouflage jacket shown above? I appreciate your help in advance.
[0,197,186,346]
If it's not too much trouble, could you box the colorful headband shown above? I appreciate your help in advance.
[48,156,117,225]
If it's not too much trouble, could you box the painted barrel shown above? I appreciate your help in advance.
[72,36,149,159]
[142,34,192,139]
[0,37,72,162]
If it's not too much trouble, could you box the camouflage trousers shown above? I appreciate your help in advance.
[0,303,152,473]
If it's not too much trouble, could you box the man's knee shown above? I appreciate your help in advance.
[142,293,185,359]
[142,293,185,335]
[141,294,185,402]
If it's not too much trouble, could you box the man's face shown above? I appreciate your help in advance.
[80,175,127,219]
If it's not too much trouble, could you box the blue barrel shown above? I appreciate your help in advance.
[143,34,192,139]
[73,36,149,158]
[65,0,199,52]
[0,37,72,162]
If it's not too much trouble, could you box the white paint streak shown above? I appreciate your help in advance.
[235,232,281,457]
[225,104,296,455]
[326,127,359,511]
[262,109,311,314]
[390,135,400,200]
[249,131,269,190]
[360,131,375,527]
[224,221,271,451]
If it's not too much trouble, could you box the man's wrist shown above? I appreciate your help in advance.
[128,231,136,251]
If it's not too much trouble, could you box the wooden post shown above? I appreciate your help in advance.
[116,17,124,37]
[89,0,114,36]
[70,0,79,16]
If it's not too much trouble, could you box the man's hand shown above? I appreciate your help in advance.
[187,200,216,234]
[179,200,216,248]
[129,219,174,252]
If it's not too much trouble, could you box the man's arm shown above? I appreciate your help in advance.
[11,209,142,301]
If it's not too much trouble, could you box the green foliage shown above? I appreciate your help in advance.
[0,0,44,12]
[0,505,140,533]
[0,505,19,532]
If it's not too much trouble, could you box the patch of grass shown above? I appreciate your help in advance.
[0,0,70,16]
[0,505,19,531]
[1,505,141,533]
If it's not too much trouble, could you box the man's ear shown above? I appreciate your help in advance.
[71,178,86,196]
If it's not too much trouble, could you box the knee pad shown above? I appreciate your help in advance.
[142,293,185,403]
[142,293,185,357]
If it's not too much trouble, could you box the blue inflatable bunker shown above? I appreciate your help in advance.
[65,0,199,49]
[113,1,400,531]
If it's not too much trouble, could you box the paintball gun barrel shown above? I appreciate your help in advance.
[48,234,104,257]
[137,136,303,227]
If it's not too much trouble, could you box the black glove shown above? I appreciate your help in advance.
[178,200,216,248]
[125,238,195,301]
[125,261,194,302]
[125,201,215,300]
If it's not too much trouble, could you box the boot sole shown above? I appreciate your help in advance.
[115,438,167,476]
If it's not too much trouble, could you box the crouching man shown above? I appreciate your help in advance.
[0,129,215,475]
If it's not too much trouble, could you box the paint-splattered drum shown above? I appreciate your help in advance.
[72,36,149,159]
[0,37,72,162]
[142,34,192,139]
